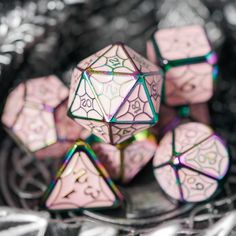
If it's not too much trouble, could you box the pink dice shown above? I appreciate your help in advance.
[2,75,90,159]
[147,25,217,106]
[153,122,230,203]
[44,141,123,211]
[92,132,157,183]
[68,43,163,144]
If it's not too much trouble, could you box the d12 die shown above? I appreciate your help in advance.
[153,122,230,203]
[68,43,163,145]
[147,25,218,106]
[44,141,123,211]
[2,75,90,159]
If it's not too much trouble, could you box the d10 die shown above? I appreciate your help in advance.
[153,122,230,203]
[92,131,157,183]
[68,43,163,145]
[147,25,218,106]
[44,141,123,211]
[2,75,90,159]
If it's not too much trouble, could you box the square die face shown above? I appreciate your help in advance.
[165,63,213,106]
[153,25,211,62]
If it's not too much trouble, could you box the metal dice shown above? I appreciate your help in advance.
[153,122,230,203]
[68,43,163,144]
[44,141,123,211]
[92,132,157,183]
[2,75,89,159]
[147,25,217,106]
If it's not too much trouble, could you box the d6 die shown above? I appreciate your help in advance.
[147,25,218,106]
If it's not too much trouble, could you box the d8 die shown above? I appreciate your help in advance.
[68,43,163,145]
[92,131,157,183]
[153,122,230,203]
[2,75,90,159]
[147,25,218,106]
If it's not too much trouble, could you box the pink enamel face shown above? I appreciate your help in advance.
[2,75,89,159]
[68,43,163,145]
[153,122,230,202]
[153,25,211,61]
[92,138,156,183]
[165,63,214,105]
[45,149,122,210]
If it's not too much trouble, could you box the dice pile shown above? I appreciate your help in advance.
[1,25,230,211]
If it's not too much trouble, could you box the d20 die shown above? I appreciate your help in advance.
[92,131,157,183]
[68,43,163,145]
[153,122,230,203]
[2,75,90,159]
[147,25,218,106]
[44,141,123,211]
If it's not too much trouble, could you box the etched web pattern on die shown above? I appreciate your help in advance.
[124,45,159,73]
[70,78,104,120]
[153,131,173,167]
[90,44,136,73]
[46,151,116,210]
[178,168,218,202]
[154,25,211,61]
[78,45,112,70]
[115,83,153,123]
[25,75,68,108]
[165,63,213,105]
[111,123,149,144]
[75,119,110,143]
[13,106,57,152]
[154,165,181,200]
[92,143,121,180]
[145,74,163,113]
[89,73,136,121]
[174,122,213,154]
[180,135,230,179]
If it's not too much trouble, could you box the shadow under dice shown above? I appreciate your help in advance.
[68,43,163,145]
[2,75,89,159]
[92,133,157,183]
[44,141,123,211]
[147,25,218,106]
[153,122,230,203]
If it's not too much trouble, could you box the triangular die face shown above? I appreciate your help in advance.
[70,77,104,121]
[124,45,159,73]
[114,83,154,123]
[90,44,137,73]
[78,45,112,70]
[179,135,229,180]
[45,149,121,210]
[89,73,136,121]
[75,119,110,143]
[68,68,83,108]
[144,74,163,114]
[111,123,150,144]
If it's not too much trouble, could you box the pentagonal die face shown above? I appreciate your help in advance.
[92,138,157,183]
[2,75,89,159]
[68,43,163,144]
[153,122,230,203]
[147,25,217,106]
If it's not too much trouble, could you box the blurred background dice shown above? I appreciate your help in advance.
[1,75,90,159]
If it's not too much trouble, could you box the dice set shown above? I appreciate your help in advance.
[1,25,231,212]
